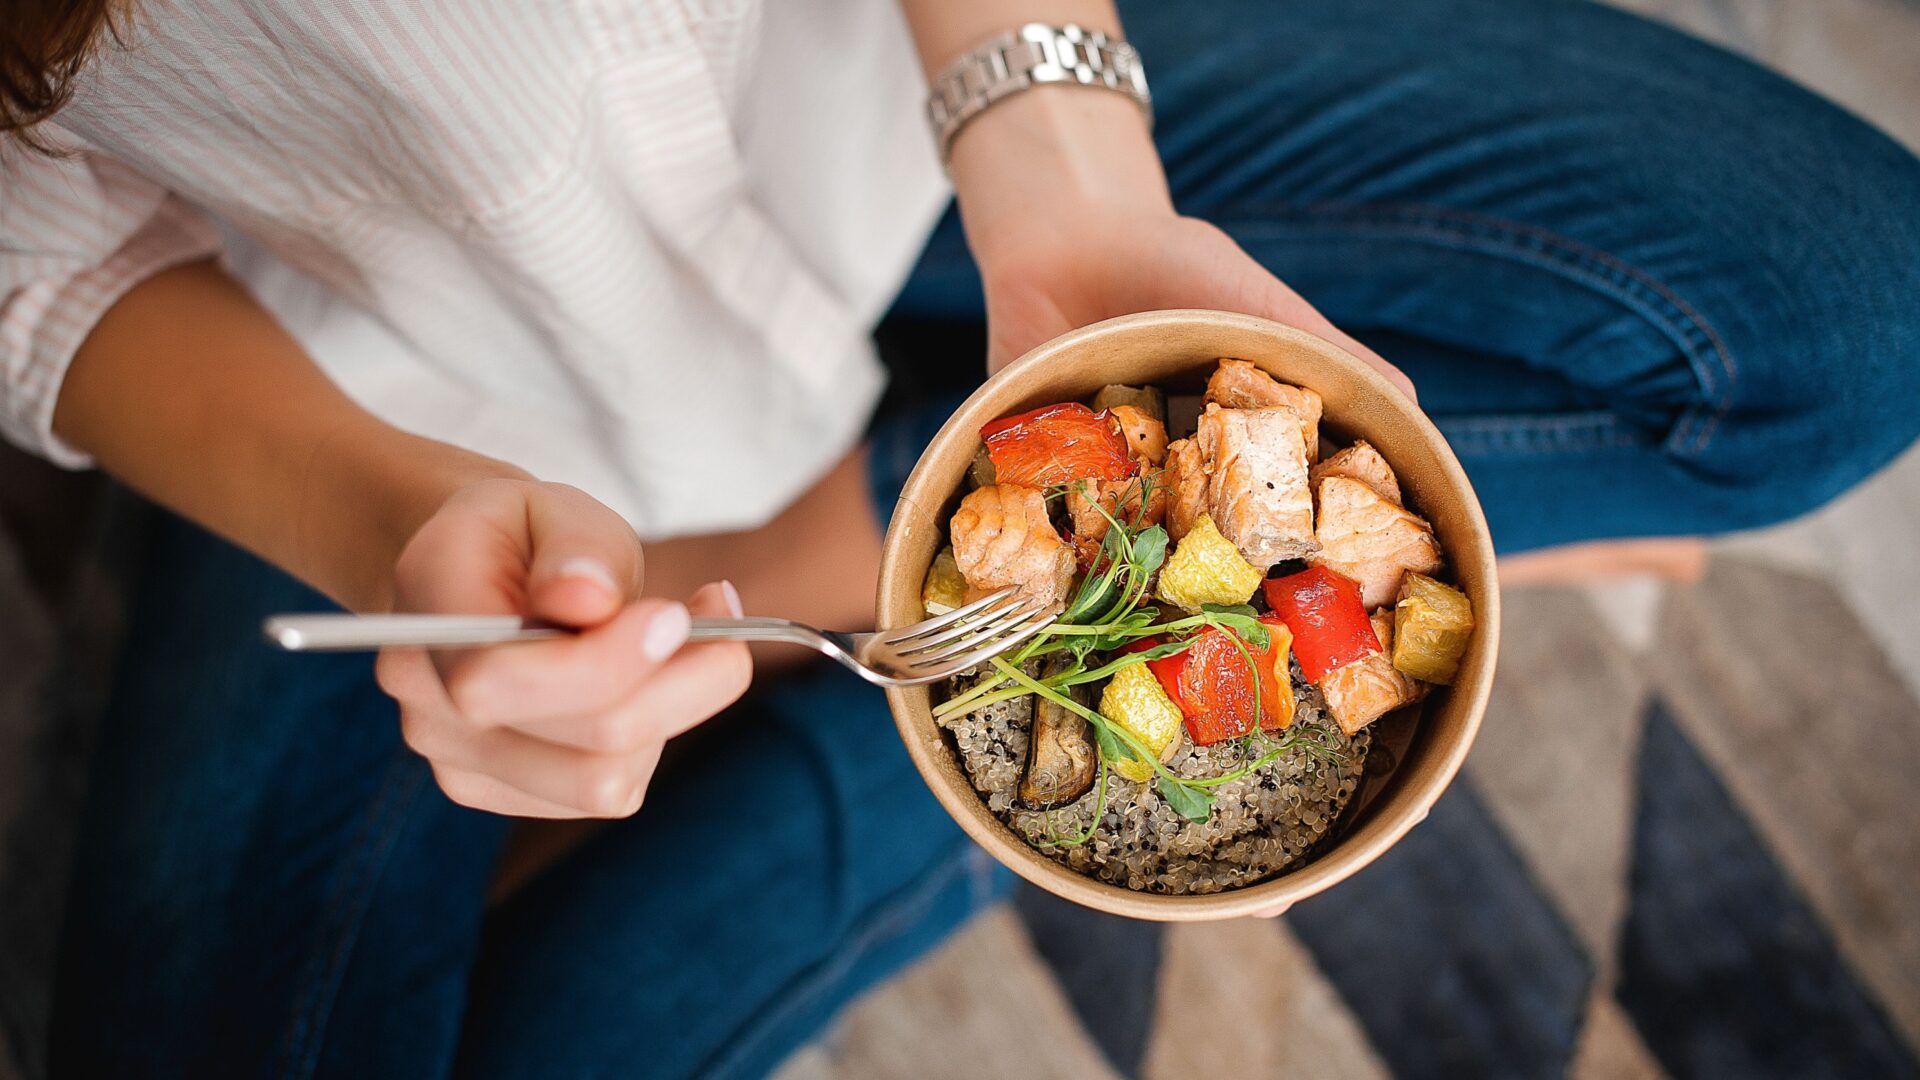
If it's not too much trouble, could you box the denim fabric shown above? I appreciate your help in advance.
[897,0,1920,552]
[52,512,1006,1080]
[50,1,1920,1076]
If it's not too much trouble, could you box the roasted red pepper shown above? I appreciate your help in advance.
[981,402,1137,488]
[1263,566,1380,682]
[1121,619,1292,746]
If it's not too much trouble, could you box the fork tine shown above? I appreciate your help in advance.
[896,595,1049,665]
[909,606,1060,675]
[903,598,1058,668]
[882,586,1020,645]
[893,593,1047,657]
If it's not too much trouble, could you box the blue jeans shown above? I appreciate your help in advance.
[51,1,1920,1076]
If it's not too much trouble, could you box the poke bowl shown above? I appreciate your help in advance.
[876,309,1500,921]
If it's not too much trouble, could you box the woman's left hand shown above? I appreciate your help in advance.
[979,210,1414,399]
[947,87,1412,400]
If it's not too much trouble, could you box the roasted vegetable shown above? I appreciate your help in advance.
[1168,617,1295,745]
[1321,610,1427,734]
[1391,572,1474,684]
[1263,565,1381,682]
[1090,383,1167,424]
[1130,617,1296,746]
[1021,661,1097,807]
[922,546,968,615]
[1098,662,1185,781]
[1155,513,1264,610]
[981,402,1138,488]
[967,444,997,489]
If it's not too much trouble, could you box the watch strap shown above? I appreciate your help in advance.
[926,23,1152,164]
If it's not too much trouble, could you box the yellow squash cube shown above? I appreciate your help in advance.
[1155,513,1265,611]
[1097,663,1185,781]
[921,546,968,615]
[1391,572,1475,684]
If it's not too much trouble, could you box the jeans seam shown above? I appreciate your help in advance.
[1220,202,1739,458]
[274,752,429,1079]
[1438,410,1645,455]
[689,836,986,1080]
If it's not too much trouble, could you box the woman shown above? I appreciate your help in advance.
[5,0,1918,1074]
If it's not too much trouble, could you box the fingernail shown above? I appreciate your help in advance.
[556,556,621,596]
[642,603,691,661]
[719,579,743,617]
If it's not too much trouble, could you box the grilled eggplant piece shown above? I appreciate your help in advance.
[968,444,998,489]
[1020,661,1096,809]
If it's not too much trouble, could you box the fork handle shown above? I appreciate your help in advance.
[262,613,820,652]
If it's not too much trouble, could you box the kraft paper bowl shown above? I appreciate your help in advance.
[875,310,1500,920]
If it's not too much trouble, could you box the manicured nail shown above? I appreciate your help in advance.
[556,556,621,596]
[719,579,743,617]
[642,603,691,661]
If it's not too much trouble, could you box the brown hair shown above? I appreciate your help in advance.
[1,0,124,142]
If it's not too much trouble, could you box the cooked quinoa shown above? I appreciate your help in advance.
[938,665,1370,895]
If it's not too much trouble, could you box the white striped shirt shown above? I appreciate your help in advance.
[0,0,949,537]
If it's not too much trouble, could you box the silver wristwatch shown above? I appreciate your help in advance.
[926,23,1152,164]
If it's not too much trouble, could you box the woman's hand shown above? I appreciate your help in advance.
[979,212,1414,399]
[946,88,1412,398]
[375,479,753,818]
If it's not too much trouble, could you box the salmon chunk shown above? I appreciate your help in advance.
[1310,440,1402,507]
[1067,475,1168,568]
[1196,403,1317,570]
[950,484,1076,609]
[1319,610,1428,734]
[1109,404,1168,465]
[1311,475,1442,609]
[1161,437,1211,542]
[1205,359,1324,461]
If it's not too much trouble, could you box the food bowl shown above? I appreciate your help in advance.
[876,309,1500,920]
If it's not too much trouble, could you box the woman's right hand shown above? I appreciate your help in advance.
[374,479,753,817]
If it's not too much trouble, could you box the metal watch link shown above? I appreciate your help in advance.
[926,23,1152,164]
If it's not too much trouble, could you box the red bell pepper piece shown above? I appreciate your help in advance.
[980,402,1138,488]
[1263,566,1380,682]
[1123,620,1292,746]
[1173,617,1292,745]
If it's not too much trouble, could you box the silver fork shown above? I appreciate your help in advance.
[260,586,1060,688]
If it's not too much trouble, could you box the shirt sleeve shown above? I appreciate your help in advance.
[0,142,222,467]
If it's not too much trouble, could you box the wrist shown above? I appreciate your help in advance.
[948,85,1172,268]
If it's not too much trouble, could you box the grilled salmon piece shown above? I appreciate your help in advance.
[1311,475,1442,609]
[1109,404,1169,465]
[1320,609,1428,734]
[1161,437,1211,542]
[1196,403,1317,570]
[1205,359,1324,461]
[1067,475,1169,568]
[1310,439,1402,507]
[950,484,1077,609]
